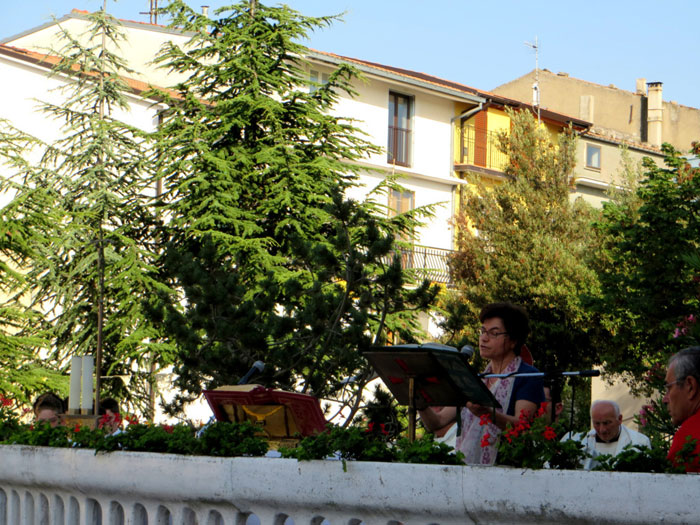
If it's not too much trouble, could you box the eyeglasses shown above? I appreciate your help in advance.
[479,327,508,338]
[664,379,683,394]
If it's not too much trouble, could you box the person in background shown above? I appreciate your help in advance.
[564,399,650,470]
[419,302,545,464]
[427,406,458,450]
[32,392,66,428]
[544,379,564,423]
[98,397,122,434]
[664,346,700,472]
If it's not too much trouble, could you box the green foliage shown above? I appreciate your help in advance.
[197,421,269,457]
[0,6,174,413]
[393,434,465,465]
[279,424,462,465]
[0,395,22,442]
[593,143,700,386]
[446,108,603,374]
[592,444,682,474]
[495,405,589,469]
[149,1,439,416]
[352,384,406,441]
[8,422,73,448]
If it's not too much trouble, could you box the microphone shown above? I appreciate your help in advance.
[238,360,265,385]
[460,345,475,358]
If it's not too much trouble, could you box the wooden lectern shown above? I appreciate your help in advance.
[203,385,327,449]
[362,344,500,441]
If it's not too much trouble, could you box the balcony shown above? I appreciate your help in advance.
[455,125,508,174]
[389,246,454,286]
[0,444,696,524]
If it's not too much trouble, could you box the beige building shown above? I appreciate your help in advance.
[494,69,700,150]
[492,69,700,207]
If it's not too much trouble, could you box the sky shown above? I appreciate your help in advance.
[2,1,699,108]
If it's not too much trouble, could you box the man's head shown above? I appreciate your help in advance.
[590,400,622,442]
[32,392,65,428]
[664,346,700,426]
[544,380,564,422]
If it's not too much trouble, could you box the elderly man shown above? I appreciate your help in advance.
[564,399,651,470]
[664,347,700,472]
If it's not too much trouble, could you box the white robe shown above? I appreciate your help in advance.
[563,425,651,470]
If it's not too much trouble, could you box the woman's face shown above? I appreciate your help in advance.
[479,316,517,362]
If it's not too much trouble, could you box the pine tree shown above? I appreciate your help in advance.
[0,8,172,413]
[446,108,602,374]
[150,1,439,418]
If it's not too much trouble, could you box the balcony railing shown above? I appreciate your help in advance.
[457,125,508,172]
[387,126,411,166]
[387,245,454,285]
[0,445,696,525]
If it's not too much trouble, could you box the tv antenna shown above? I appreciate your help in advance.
[140,0,159,25]
[525,36,540,123]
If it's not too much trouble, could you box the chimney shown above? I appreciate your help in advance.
[202,5,210,16]
[635,78,646,95]
[646,81,663,147]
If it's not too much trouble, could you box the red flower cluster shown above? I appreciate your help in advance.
[0,394,12,407]
[543,426,557,441]
[480,433,491,448]
[479,413,491,426]
[366,422,389,436]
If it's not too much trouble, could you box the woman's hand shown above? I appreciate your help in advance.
[466,401,491,417]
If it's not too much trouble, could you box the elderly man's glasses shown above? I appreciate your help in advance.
[664,379,683,394]
[479,327,508,338]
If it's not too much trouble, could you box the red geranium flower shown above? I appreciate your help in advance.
[480,433,491,448]
[543,426,557,441]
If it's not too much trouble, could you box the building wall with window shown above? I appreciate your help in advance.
[573,135,663,208]
[306,58,482,253]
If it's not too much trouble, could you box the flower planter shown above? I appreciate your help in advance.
[0,444,697,524]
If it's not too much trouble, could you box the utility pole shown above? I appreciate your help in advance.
[525,36,540,123]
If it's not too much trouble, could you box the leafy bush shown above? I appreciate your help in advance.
[495,404,589,470]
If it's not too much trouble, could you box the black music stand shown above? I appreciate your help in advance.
[362,343,500,441]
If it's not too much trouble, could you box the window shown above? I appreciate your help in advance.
[388,188,415,267]
[388,92,412,166]
[586,144,601,170]
[309,69,329,93]
[388,188,414,217]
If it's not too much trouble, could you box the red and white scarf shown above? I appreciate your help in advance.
[455,356,521,464]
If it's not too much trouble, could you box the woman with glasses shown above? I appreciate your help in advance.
[420,302,545,464]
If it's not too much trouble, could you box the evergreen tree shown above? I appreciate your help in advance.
[593,142,700,385]
[445,108,602,374]
[0,139,64,401]
[150,1,439,417]
[0,8,172,413]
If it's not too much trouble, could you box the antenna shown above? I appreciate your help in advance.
[524,36,540,123]
[140,0,159,25]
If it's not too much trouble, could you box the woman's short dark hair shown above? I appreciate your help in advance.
[479,302,529,355]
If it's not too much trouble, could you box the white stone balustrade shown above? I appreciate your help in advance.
[0,444,698,525]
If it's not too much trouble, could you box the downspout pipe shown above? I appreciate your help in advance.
[449,103,483,250]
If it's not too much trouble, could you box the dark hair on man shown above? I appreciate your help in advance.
[99,398,120,415]
[32,392,66,416]
[669,346,700,383]
[544,377,563,405]
[479,302,529,355]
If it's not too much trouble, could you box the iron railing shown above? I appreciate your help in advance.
[458,125,508,172]
[387,245,454,285]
